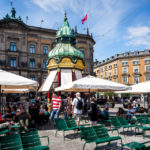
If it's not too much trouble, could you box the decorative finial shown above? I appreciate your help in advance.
[64,11,67,21]
[10,0,13,8]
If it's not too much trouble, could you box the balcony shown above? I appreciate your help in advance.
[104,76,108,79]
[144,71,150,75]
[121,72,130,76]
[112,74,118,78]
[132,72,141,76]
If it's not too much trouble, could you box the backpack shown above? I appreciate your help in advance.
[76,98,83,110]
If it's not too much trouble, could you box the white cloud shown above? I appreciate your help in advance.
[31,0,81,14]
[126,26,150,47]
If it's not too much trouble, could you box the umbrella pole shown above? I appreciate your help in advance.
[0,85,1,113]
[88,89,90,108]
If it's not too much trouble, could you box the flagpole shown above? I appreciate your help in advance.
[87,10,89,33]
[10,0,13,8]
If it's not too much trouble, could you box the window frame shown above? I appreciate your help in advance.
[10,57,17,67]
[29,44,35,54]
[10,42,17,52]
[43,59,47,69]
[43,46,49,55]
[29,58,35,68]
[123,76,128,83]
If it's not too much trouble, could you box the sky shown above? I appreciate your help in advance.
[0,0,150,61]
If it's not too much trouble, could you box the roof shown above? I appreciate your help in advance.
[48,13,84,60]
[48,43,84,60]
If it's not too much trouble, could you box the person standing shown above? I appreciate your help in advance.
[50,92,62,120]
[72,93,84,126]
[88,97,98,125]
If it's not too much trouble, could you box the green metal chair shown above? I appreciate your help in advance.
[109,116,121,135]
[80,126,123,150]
[20,128,49,150]
[0,133,23,150]
[93,125,122,148]
[117,116,137,136]
[123,140,150,150]
[54,118,78,140]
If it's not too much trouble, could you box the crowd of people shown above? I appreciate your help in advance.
[0,97,50,129]
[1,93,150,129]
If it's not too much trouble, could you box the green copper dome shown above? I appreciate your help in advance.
[48,13,84,62]
[48,43,84,60]
[56,12,76,40]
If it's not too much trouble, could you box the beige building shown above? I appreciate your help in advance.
[0,7,95,86]
[94,50,150,85]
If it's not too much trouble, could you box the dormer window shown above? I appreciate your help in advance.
[124,53,129,57]
[134,51,139,56]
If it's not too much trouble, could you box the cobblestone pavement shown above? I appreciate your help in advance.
[39,104,150,150]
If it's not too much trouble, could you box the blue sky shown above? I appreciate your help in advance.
[0,0,150,61]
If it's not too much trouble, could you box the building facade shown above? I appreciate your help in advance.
[94,50,150,85]
[0,7,95,86]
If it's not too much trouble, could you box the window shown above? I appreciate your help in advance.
[123,67,128,73]
[114,63,117,68]
[134,76,139,83]
[10,42,16,52]
[114,69,117,75]
[29,58,35,68]
[109,71,111,76]
[146,66,150,71]
[104,66,107,71]
[10,57,16,67]
[80,49,85,59]
[105,72,107,77]
[146,76,150,81]
[124,53,129,57]
[145,59,150,64]
[122,61,128,66]
[43,59,47,69]
[101,68,103,72]
[43,46,48,55]
[97,69,99,73]
[134,52,139,56]
[43,75,47,81]
[109,65,112,69]
[100,74,103,78]
[133,60,139,65]
[30,75,35,81]
[114,78,118,82]
[133,66,139,73]
[123,76,128,83]
[30,44,35,54]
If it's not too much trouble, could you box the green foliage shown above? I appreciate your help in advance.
[121,93,131,98]
[104,92,117,97]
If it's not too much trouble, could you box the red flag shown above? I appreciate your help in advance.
[82,14,87,24]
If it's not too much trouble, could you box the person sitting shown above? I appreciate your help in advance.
[126,105,135,122]
[4,108,14,122]
[136,104,140,112]
[16,104,31,129]
[11,105,17,115]
[117,107,125,117]
[101,107,109,120]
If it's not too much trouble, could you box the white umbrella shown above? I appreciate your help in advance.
[0,69,38,90]
[1,89,29,94]
[55,75,131,92]
[115,81,150,94]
